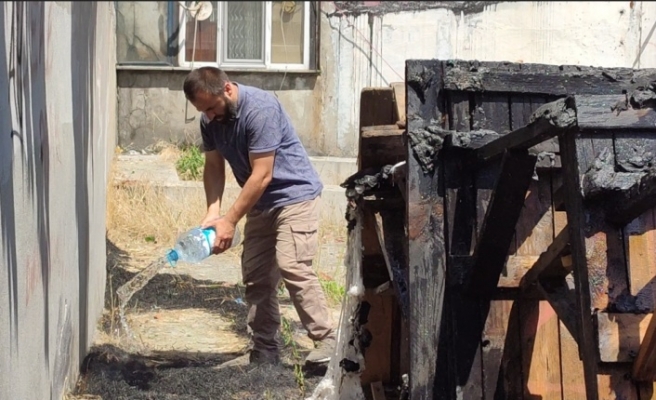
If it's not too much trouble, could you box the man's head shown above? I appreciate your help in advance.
[183,67,238,123]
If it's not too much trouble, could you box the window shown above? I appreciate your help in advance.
[179,1,313,70]
[116,1,177,65]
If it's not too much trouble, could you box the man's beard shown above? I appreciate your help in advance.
[215,96,238,124]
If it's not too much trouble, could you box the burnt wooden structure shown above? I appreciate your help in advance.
[341,60,656,400]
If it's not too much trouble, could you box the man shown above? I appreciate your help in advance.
[182,66,336,368]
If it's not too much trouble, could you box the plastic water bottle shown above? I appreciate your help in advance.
[166,224,241,266]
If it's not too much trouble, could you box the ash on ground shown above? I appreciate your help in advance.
[70,240,325,400]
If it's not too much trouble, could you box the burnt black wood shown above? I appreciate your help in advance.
[575,94,656,130]
[605,173,656,227]
[405,59,447,400]
[466,150,538,297]
[558,132,600,400]
[472,97,576,165]
[443,60,656,96]
[605,131,656,226]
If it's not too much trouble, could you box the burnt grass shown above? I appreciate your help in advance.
[70,240,326,400]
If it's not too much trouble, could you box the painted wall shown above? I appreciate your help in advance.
[0,2,117,399]
[117,1,656,157]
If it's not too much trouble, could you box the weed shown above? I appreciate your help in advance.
[281,315,305,395]
[318,276,345,306]
[176,145,205,181]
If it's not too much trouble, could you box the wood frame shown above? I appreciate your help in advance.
[403,60,656,399]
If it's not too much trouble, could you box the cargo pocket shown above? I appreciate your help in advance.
[290,222,319,262]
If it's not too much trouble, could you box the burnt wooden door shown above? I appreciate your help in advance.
[405,60,656,400]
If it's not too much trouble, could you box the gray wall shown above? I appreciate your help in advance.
[0,2,117,399]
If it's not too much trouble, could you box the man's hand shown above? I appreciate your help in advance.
[201,217,236,254]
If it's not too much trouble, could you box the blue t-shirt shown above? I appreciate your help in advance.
[200,83,323,210]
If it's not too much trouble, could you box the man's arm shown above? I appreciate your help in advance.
[224,151,274,225]
[202,149,226,222]
[205,151,274,253]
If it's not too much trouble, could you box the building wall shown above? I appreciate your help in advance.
[117,1,656,157]
[0,2,117,399]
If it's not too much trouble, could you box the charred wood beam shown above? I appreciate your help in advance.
[465,150,538,297]
[575,94,656,130]
[443,60,656,96]
[406,59,446,400]
[373,211,409,318]
[446,130,562,169]
[472,97,577,165]
[605,172,656,226]
[519,228,571,291]
[579,147,656,226]
[559,131,600,399]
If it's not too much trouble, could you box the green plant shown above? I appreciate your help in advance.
[176,145,205,181]
[319,276,345,306]
[281,316,305,394]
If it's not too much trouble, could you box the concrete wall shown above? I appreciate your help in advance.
[117,1,656,157]
[0,2,117,399]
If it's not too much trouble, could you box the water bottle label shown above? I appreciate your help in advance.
[202,228,216,254]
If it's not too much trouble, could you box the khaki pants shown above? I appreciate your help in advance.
[241,196,334,355]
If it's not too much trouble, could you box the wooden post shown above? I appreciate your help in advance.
[558,129,600,399]
[405,59,447,400]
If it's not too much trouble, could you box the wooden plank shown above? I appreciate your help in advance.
[446,91,476,257]
[575,94,656,130]
[473,97,577,165]
[443,60,656,95]
[373,210,409,317]
[361,125,404,136]
[634,313,656,381]
[559,131,602,399]
[560,310,588,400]
[434,286,456,399]
[597,364,639,400]
[515,170,558,275]
[359,87,397,170]
[359,87,396,129]
[520,227,571,290]
[551,204,587,399]
[406,59,446,400]
[450,292,485,398]
[521,300,563,400]
[596,312,652,363]
[467,150,538,297]
[359,130,405,170]
[624,209,656,312]
[360,289,394,385]
[391,82,406,125]
[472,92,510,271]
[510,95,558,155]
[536,278,581,345]
[482,300,523,399]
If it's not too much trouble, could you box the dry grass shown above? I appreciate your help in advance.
[106,142,245,264]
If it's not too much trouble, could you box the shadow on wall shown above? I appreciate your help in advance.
[0,1,55,364]
[0,2,99,398]
[71,0,96,366]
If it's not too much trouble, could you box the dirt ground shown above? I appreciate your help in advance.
[68,239,340,400]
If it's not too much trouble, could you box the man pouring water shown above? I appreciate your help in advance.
[182,66,336,368]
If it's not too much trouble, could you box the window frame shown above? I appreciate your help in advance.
[177,1,312,71]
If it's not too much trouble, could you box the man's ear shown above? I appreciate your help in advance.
[224,81,232,96]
